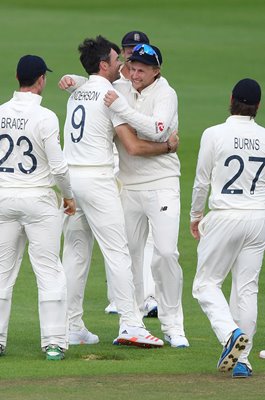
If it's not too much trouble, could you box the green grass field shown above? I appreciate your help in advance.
[1,0,265,399]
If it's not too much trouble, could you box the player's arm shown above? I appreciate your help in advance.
[58,74,88,93]
[114,124,179,156]
[104,89,177,142]
[40,116,76,215]
[190,129,213,239]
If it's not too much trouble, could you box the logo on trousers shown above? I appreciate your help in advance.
[160,206,168,211]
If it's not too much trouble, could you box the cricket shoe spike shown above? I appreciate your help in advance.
[217,328,249,372]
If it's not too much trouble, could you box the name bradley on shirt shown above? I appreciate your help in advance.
[1,117,29,130]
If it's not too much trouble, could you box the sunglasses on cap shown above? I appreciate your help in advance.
[133,44,161,67]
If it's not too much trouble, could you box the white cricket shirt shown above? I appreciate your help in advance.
[191,115,265,221]
[0,91,70,190]
[63,75,123,168]
[112,77,180,189]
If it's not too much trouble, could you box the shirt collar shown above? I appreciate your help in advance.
[13,91,42,105]
[226,115,255,123]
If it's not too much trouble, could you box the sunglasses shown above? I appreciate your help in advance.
[133,44,160,67]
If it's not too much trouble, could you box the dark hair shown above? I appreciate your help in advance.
[19,76,41,87]
[78,35,120,75]
[230,98,259,118]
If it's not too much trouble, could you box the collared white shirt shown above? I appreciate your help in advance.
[112,76,180,189]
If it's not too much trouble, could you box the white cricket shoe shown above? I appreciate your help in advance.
[144,296,158,318]
[114,326,164,348]
[0,344,5,356]
[69,327,99,345]
[259,350,265,359]
[164,334,190,348]
[105,302,118,314]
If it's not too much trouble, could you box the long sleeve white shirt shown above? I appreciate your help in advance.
[113,76,180,189]
[190,115,265,221]
[0,91,72,198]
[62,74,180,189]
[63,75,123,168]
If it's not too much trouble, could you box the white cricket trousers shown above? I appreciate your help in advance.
[106,225,156,304]
[193,209,265,368]
[63,167,143,332]
[121,186,185,337]
[0,188,68,349]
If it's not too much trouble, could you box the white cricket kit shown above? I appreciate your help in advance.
[62,74,157,309]
[191,115,265,368]
[110,77,185,337]
[62,75,143,331]
[0,91,71,349]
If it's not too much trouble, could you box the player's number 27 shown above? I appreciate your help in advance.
[222,154,265,195]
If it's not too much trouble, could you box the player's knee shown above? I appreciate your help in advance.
[155,245,179,259]
[0,288,13,300]
[39,289,67,302]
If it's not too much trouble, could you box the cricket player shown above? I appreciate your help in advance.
[103,44,188,348]
[190,78,265,377]
[0,55,76,360]
[61,36,178,347]
[105,31,158,318]
[61,43,188,348]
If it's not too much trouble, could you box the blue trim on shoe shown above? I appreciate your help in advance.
[217,328,249,372]
[145,306,158,318]
[232,362,252,378]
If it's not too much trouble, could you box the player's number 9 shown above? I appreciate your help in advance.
[71,105,85,143]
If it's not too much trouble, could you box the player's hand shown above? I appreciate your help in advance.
[104,90,119,107]
[167,131,179,153]
[63,198,76,215]
[58,76,76,90]
[190,220,201,240]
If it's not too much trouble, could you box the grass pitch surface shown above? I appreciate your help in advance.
[0,0,265,399]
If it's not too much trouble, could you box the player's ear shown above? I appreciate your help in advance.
[99,60,108,72]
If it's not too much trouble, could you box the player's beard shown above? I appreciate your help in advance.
[111,70,121,83]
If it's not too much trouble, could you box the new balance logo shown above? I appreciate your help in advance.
[160,206,168,211]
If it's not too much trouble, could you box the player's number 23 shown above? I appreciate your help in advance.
[0,133,37,174]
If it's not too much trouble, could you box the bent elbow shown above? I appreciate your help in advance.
[126,145,140,156]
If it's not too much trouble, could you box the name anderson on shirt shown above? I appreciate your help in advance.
[72,91,100,101]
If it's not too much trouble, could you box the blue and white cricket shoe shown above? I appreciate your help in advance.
[217,328,249,372]
[232,362,252,378]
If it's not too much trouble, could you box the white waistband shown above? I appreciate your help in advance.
[0,187,54,197]
[69,165,114,176]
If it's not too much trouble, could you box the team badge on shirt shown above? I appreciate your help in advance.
[156,121,164,132]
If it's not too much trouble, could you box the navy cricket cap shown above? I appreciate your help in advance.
[232,78,261,105]
[16,55,52,81]
[121,31,150,47]
[129,44,162,67]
